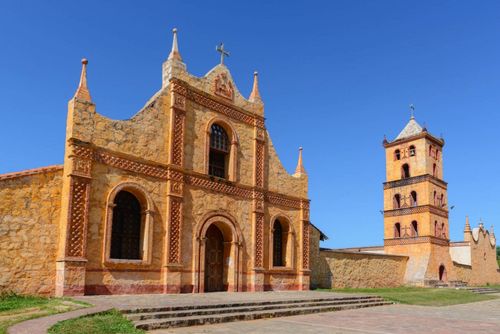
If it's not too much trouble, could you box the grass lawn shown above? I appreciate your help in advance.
[48,309,144,334]
[321,287,498,306]
[0,293,89,334]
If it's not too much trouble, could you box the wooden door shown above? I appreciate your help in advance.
[204,225,224,292]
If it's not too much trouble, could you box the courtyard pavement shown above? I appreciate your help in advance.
[150,293,500,334]
[8,291,500,334]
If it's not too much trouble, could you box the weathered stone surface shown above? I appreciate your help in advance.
[312,250,407,288]
[0,168,62,295]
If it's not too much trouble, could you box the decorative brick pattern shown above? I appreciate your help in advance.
[302,222,310,269]
[255,143,264,189]
[171,111,185,166]
[171,79,265,129]
[95,151,168,179]
[168,199,182,264]
[266,193,302,209]
[66,178,90,258]
[255,213,264,268]
[185,174,253,199]
[173,94,186,110]
[72,145,92,159]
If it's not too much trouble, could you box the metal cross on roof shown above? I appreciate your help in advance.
[409,104,415,119]
[216,43,230,65]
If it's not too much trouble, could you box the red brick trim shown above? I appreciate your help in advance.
[0,165,63,181]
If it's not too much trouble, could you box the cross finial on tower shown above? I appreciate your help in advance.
[409,104,415,119]
[216,43,230,65]
[73,58,92,102]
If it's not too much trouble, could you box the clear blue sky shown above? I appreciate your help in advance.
[1,1,499,248]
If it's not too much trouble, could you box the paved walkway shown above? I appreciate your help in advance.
[150,295,500,334]
[8,291,500,334]
[7,291,365,334]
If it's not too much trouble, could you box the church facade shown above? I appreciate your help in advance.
[0,30,312,296]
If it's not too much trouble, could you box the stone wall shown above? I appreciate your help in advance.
[453,262,472,283]
[0,167,63,295]
[313,250,408,288]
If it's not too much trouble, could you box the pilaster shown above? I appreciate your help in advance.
[163,86,186,293]
[55,142,92,296]
[251,125,266,291]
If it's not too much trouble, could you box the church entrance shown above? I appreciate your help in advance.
[204,224,224,292]
[439,265,447,282]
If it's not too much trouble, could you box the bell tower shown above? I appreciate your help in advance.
[382,112,454,285]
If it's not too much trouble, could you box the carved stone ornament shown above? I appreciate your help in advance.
[214,73,234,100]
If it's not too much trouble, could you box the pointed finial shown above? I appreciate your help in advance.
[464,216,471,232]
[249,71,262,102]
[409,104,415,119]
[490,225,495,236]
[479,218,484,229]
[295,147,306,176]
[168,28,182,61]
[73,58,92,102]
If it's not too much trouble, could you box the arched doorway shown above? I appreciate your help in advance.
[204,224,224,292]
[439,265,447,282]
[194,212,243,293]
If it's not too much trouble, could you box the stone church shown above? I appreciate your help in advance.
[312,115,500,288]
[0,29,317,296]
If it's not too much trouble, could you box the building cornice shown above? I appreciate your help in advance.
[384,174,447,190]
[383,132,444,148]
[384,235,449,247]
[384,204,448,218]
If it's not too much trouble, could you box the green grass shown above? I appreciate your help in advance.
[0,293,89,334]
[320,286,498,306]
[48,309,144,334]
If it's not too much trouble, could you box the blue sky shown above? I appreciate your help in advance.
[1,1,499,248]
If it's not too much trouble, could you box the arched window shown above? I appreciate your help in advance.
[441,223,446,238]
[273,220,285,267]
[433,191,437,205]
[440,194,444,207]
[436,150,440,161]
[209,124,230,179]
[402,164,410,179]
[411,221,418,237]
[434,221,438,236]
[394,223,401,238]
[394,149,401,160]
[409,145,416,157]
[393,194,401,209]
[110,191,142,260]
[433,163,437,177]
[429,145,433,157]
[410,191,417,207]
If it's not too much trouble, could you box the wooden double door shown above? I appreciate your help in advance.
[204,225,225,292]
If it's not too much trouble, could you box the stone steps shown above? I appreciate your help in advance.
[463,287,499,295]
[124,296,392,330]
